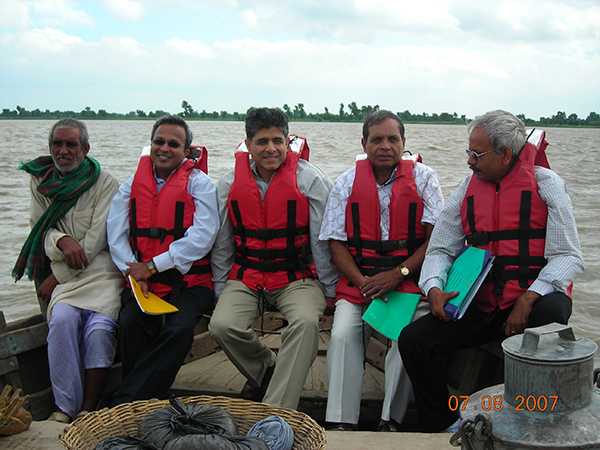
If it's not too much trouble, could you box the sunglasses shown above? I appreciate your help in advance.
[152,138,182,149]
[465,149,491,161]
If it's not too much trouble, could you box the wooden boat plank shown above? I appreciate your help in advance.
[0,355,19,376]
[173,351,385,401]
[0,322,49,359]
[183,331,220,364]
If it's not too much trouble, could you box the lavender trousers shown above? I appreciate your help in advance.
[47,303,117,418]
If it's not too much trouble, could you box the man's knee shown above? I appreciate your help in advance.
[117,293,141,329]
[163,322,195,346]
[49,303,81,329]
[529,292,572,327]
[208,313,230,340]
[330,318,357,344]
[287,313,319,335]
[398,321,424,357]
[85,330,116,368]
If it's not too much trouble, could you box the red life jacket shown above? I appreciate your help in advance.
[227,150,316,291]
[460,142,549,312]
[129,156,212,297]
[336,159,426,304]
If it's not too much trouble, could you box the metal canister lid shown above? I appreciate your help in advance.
[502,322,598,363]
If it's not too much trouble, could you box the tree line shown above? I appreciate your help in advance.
[2,101,599,127]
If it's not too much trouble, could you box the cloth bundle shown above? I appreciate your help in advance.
[247,416,294,450]
[95,399,281,450]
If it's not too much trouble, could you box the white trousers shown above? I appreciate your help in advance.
[326,299,429,424]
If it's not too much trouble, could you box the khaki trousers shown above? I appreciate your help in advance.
[209,279,325,409]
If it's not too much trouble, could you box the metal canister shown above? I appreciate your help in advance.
[452,323,600,449]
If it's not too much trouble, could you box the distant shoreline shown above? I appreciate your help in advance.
[1,117,599,129]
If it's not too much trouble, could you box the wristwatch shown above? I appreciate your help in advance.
[146,260,157,275]
[397,265,410,277]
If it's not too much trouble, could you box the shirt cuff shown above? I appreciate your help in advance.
[153,252,175,273]
[527,279,556,297]
[421,279,444,296]
[45,230,68,261]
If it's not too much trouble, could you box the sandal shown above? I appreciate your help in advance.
[48,411,71,424]
[75,410,89,419]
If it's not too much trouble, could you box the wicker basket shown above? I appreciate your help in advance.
[59,395,326,450]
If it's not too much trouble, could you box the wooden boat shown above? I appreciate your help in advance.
[0,305,504,430]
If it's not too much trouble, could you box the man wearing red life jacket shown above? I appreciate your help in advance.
[319,110,444,430]
[398,110,584,432]
[107,115,219,405]
[209,107,336,409]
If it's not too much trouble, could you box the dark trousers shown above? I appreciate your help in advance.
[397,292,571,432]
[109,285,214,405]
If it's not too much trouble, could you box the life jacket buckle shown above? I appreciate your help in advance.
[467,231,489,246]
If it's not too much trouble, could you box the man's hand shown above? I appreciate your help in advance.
[138,280,150,297]
[428,287,459,321]
[57,236,88,270]
[37,274,59,303]
[127,262,153,282]
[360,269,403,301]
[505,291,540,336]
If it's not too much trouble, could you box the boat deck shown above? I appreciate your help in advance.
[1,421,455,450]
[171,316,391,427]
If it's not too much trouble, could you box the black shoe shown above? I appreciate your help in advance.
[241,364,275,402]
[327,422,355,431]
[377,419,399,432]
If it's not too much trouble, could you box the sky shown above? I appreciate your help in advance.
[1,0,599,119]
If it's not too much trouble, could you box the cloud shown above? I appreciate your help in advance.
[103,0,143,21]
[241,9,258,29]
[15,27,83,54]
[0,0,598,118]
[29,0,94,27]
[0,1,30,28]
[164,38,215,59]
[211,0,599,45]
[451,0,600,42]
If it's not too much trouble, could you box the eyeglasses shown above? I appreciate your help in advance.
[152,138,182,149]
[465,149,491,161]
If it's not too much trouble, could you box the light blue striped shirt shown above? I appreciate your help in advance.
[419,167,584,297]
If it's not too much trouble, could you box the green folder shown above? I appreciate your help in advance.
[362,292,421,340]
[444,246,494,320]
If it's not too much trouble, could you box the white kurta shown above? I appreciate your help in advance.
[29,170,123,320]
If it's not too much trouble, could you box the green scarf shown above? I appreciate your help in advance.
[12,155,101,283]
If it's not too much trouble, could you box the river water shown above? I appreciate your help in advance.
[1,120,598,359]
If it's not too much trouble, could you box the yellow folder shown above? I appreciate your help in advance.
[128,275,179,315]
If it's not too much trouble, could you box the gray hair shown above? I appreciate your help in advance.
[48,118,89,149]
[468,110,526,157]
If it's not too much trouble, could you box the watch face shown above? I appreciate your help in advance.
[401,266,410,276]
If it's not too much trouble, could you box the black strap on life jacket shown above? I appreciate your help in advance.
[231,200,312,282]
[150,263,210,296]
[465,192,547,293]
[130,200,187,244]
[347,202,423,275]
